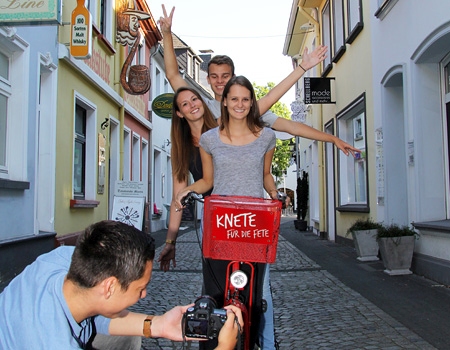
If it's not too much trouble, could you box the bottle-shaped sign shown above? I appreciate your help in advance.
[70,0,92,59]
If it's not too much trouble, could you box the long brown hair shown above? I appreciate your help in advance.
[220,75,264,140]
[171,87,217,182]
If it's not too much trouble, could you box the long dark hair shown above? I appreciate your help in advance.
[171,87,217,182]
[220,75,264,140]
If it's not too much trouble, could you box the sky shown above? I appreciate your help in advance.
[150,0,296,107]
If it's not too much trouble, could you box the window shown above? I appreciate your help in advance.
[332,0,346,62]
[321,1,332,75]
[74,105,86,198]
[0,52,9,169]
[346,0,363,44]
[132,133,140,181]
[99,0,113,43]
[187,52,193,77]
[123,127,131,181]
[336,93,368,212]
[0,28,28,182]
[73,94,96,202]
[374,0,400,19]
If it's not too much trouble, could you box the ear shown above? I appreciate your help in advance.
[103,276,119,299]
[175,110,184,119]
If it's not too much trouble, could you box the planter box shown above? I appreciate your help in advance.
[352,229,379,261]
[378,236,415,275]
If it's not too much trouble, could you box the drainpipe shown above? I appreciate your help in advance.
[118,45,126,181]
[300,6,327,234]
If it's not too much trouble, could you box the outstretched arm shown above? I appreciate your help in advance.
[159,5,188,91]
[257,45,328,115]
[271,118,359,156]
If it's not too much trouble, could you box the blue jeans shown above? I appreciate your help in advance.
[259,264,275,349]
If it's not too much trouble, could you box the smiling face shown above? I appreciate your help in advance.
[103,260,153,318]
[175,90,205,122]
[207,64,233,101]
[223,84,252,121]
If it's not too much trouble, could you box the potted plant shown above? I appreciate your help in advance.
[377,223,418,275]
[346,218,382,261]
[294,171,308,231]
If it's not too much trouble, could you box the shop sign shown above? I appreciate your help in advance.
[304,77,335,104]
[152,93,174,118]
[70,0,92,59]
[0,0,62,25]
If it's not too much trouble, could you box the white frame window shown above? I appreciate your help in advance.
[442,57,450,219]
[0,28,29,181]
[73,93,97,200]
[123,127,131,181]
[132,132,141,181]
[321,1,332,74]
[336,93,369,212]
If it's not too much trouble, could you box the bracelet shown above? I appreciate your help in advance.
[143,315,153,338]
[298,63,307,73]
[165,239,176,245]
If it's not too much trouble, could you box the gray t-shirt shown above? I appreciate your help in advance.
[199,127,276,198]
[205,99,278,127]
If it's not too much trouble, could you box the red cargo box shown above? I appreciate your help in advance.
[202,195,282,263]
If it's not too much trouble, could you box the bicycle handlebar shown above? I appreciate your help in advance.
[181,191,204,206]
[181,191,287,206]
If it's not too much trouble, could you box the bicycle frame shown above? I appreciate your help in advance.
[183,193,282,350]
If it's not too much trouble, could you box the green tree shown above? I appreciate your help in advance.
[253,82,293,183]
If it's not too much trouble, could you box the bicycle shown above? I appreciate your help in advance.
[181,191,285,350]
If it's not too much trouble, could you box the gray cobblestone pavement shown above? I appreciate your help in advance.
[131,218,436,349]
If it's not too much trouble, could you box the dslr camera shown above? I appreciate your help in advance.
[184,295,227,339]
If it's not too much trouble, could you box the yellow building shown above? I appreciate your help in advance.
[55,0,161,241]
[284,0,376,242]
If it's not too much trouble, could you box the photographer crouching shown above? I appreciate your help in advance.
[0,220,243,349]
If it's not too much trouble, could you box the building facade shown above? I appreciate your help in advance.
[285,0,450,285]
[0,22,59,290]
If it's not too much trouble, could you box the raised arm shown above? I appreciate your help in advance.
[257,45,328,115]
[159,5,188,91]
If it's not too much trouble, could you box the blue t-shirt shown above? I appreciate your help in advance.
[0,247,110,349]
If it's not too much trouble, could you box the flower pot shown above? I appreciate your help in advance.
[352,229,379,261]
[378,236,415,275]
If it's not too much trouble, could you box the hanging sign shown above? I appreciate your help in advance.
[70,0,92,59]
[151,93,174,118]
[304,77,335,104]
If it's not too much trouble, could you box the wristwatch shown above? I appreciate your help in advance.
[143,315,154,338]
[165,239,176,245]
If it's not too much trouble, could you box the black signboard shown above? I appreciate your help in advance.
[304,77,335,104]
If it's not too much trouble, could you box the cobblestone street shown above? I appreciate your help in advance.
[130,218,437,349]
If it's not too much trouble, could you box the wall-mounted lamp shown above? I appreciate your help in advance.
[162,139,171,150]
[300,22,315,31]
[101,118,109,130]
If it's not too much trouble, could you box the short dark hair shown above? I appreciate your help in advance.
[207,55,235,76]
[67,220,155,291]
